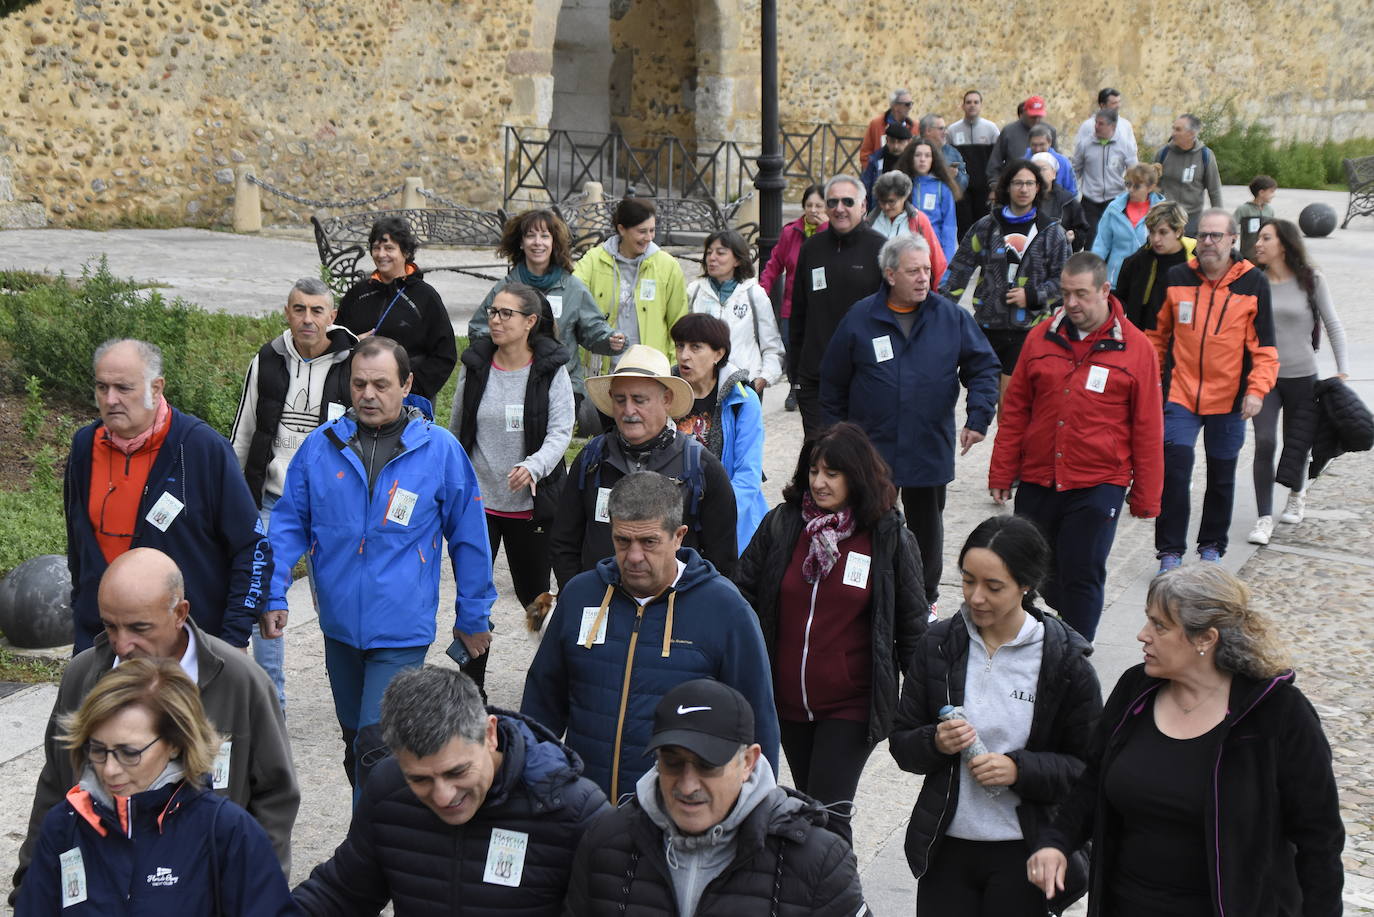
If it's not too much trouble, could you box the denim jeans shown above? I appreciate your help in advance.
[251,492,306,713]
[1155,403,1245,557]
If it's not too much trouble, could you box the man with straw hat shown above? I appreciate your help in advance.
[549,344,739,588]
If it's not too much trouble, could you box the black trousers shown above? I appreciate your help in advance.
[797,378,826,442]
[463,513,552,693]
[779,718,873,846]
[901,485,946,607]
[917,836,1045,916]
[1080,197,1110,250]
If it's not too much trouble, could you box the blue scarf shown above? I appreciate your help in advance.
[999,205,1037,224]
[709,277,738,302]
[515,262,564,292]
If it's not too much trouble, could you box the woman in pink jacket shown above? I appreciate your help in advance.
[759,184,826,412]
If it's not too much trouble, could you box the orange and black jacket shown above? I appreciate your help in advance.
[1148,256,1278,415]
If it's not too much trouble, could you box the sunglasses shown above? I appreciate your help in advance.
[656,750,729,778]
[826,197,857,209]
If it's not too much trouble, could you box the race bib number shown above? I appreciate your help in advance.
[577,607,608,646]
[483,828,529,887]
[145,492,185,533]
[922,192,937,210]
[1247,217,1260,235]
[505,405,524,433]
[60,847,87,908]
[639,278,656,301]
[872,335,894,362]
[811,267,827,291]
[1085,365,1110,393]
[843,552,871,589]
[385,487,419,526]
[1182,165,1197,183]
[547,294,563,318]
[1178,300,1194,324]
[327,402,346,422]
[594,486,612,523]
[211,740,232,789]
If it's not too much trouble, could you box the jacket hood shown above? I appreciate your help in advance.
[715,363,751,400]
[485,708,587,809]
[603,233,660,265]
[1045,294,1129,345]
[593,546,717,595]
[1185,253,1256,288]
[636,754,798,858]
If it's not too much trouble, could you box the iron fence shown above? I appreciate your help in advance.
[502,122,865,206]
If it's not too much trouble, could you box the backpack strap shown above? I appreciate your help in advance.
[578,434,607,492]
[680,437,705,529]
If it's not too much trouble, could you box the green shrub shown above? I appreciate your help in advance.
[2,258,282,436]
[1191,98,1374,190]
[0,466,64,578]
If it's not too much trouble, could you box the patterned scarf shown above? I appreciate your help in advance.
[801,492,856,584]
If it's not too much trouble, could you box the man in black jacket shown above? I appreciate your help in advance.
[294,665,608,916]
[564,679,867,916]
[788,174,887,439]
[548,345,737,587]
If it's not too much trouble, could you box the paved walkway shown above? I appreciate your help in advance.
[0,186,1371,914]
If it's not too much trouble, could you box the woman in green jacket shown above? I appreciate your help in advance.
[573,198,689,373]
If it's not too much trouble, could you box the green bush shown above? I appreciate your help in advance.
[0,452,65,578]
[1188,99,1374,190]
[2,258,282,436]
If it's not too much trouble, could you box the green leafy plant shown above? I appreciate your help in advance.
[22,375,44,442]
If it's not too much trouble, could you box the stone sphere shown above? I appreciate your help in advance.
[0,555,73,649]
[1299,203,1338,238]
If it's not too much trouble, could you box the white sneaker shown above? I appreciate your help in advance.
[1248,515,1274,545]
[1280,492,1306,524]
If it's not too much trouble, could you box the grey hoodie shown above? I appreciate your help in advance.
[78,759,186,812]
[635,755,801,917]
[604,234,660,354]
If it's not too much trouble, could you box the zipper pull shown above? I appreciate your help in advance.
[358,536,366,555]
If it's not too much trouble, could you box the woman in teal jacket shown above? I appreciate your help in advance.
[1091,163,1164,286]
[671,313,768,550]
[573,197,688,371]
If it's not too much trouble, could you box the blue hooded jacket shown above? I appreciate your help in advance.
[713,366,768,550]
[910,173,959,262]
[1092,190,1165,286]
[521,548,780,801]
[267,409,496,648]
[819,285,1001,488]
[20,774,296,916]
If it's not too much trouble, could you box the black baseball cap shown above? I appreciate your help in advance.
[885,122,913,141]
[645,679,755,768]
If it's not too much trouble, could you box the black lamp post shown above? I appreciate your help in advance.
[754,0,784,270]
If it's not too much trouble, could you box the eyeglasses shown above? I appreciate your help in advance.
[656,750,728,779]
[1009,180,1039,189]
[487,306,533,322]
[87,736,162,767]
[879,197,904,207]
[1196,231,1231,243]
[826,197,857,209]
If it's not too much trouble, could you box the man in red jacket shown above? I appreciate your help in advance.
[989,252,1163,640]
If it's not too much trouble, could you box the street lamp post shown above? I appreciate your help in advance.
[754,0,784,271]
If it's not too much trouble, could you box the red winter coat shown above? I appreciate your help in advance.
[759,217,826,320]
[989,297,1164,517]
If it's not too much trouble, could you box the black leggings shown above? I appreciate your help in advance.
[463,513,552,693]
[1251,374,1316,516]
[778,718,873,846]
[917,836,1045,916]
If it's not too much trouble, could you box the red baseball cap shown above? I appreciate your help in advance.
[1024,96,1047,116]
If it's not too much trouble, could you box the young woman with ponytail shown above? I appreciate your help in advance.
[889,514,1103,915]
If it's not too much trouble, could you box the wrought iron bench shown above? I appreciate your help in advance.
[556,193,758,258]
[1341,157,1374,229]
[311,207,509,298]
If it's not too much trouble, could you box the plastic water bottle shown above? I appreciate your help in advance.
[938,704,1004,798]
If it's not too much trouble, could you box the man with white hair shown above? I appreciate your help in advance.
[64,338,271,653]
[819,235,1000,613]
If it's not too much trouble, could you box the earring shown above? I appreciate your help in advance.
[1197,647,1206,656]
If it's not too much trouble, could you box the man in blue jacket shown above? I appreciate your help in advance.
[521,471,780,803]
[266,336,496,795]
[820,235,1001,613]
[64,338,271,653]
[294,665,608,916]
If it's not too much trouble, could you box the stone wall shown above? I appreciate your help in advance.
[1,0,1370,226]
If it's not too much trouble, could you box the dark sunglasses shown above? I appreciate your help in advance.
[826,197,857,209]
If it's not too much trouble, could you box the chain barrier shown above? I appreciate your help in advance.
[415,186,466,209]
[245,175,404,210]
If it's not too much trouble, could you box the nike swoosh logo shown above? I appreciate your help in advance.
[676,705,711,715]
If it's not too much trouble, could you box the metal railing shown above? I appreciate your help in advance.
[502,122,866,206]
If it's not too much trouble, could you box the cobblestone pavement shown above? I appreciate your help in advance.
[0,185,1371,914]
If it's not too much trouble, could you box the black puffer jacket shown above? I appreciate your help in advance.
[888,608,1101,881]
[562,784,865,916]
[1283,376,1374,484]
[292,710,609,917]
[1038,665,1344,917]
[736,503,926,745]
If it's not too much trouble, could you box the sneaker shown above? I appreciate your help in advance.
[928,601,939,623]
[1248,515,1274,545]
[1156,553,1182,576]
[784,388,798,412]
[1279,492,1306,524]
[1199,545,1223,563]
